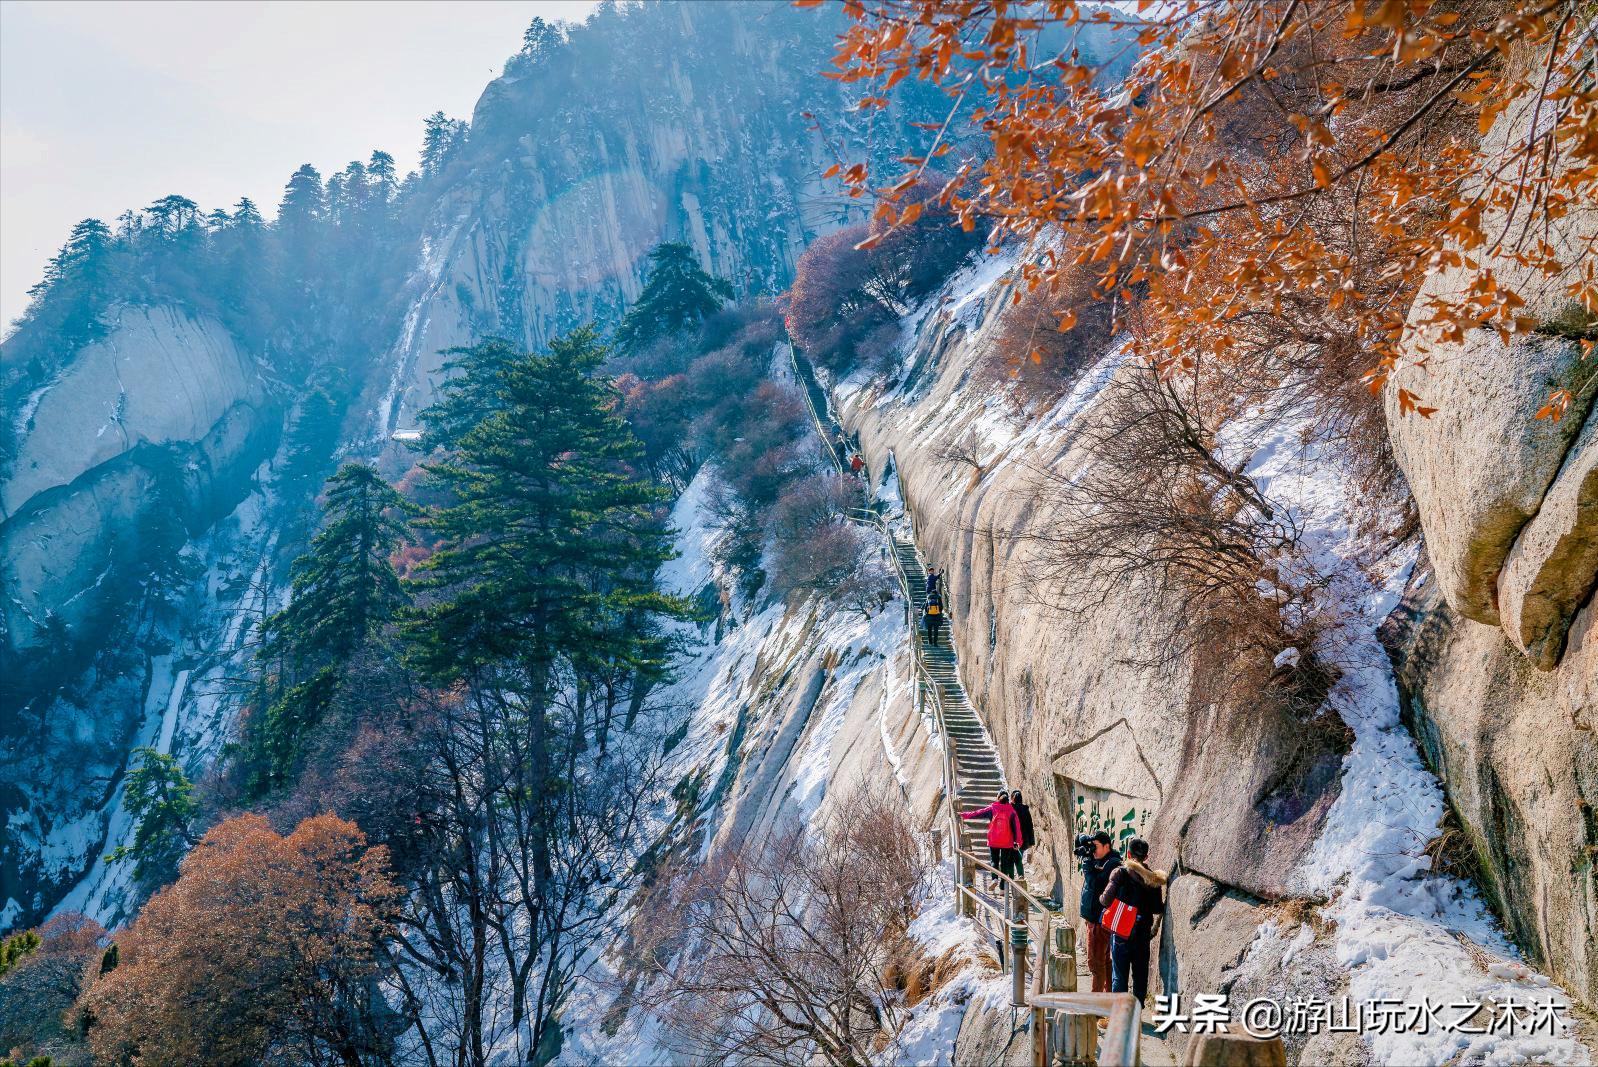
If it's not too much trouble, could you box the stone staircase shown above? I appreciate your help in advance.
[888,531,1006,857]
[783,340,1008,857]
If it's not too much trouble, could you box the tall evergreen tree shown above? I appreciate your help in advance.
[415,336,525,452]
[19,218,119,357]
[265,463,411,667]
[142,195,200,238]
[27,218,113,301]
[614,242,733,353]
[231,197,264,229]
[367,150,398,202]
[404,325,687,721]
[522,16,565,62]
[419,111,468,175]
[277,164,325,235]
[250,463,412,790]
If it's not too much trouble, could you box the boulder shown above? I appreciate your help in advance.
[1496,412,1598,667]
[1383,327,1593,629]
[1383,78,1597,654]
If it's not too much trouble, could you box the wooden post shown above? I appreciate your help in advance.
[957,852,974,917]
[1049,925,1077,992]
[1180,1028,1286,1067]
[1052,1012,1098,1067]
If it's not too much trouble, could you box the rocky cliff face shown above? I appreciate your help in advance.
[1365,78,1598,1004]
[1376,127,1597,1003]
[835,264,1370,1058]
[1,306,274,647]
[831,251,1592,1061]
[0,304,281,928]
[372,0,923,439]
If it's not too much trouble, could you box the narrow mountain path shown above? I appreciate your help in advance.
[887,531,1007,854]
[784,342,1007,855]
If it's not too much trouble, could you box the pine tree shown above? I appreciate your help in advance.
[367,150,398,202]
[522,16,565,62]
[404,328,690,884]
[26,218,114,303]
[277,164,325,235]
[250,464,412,789]
[404,327,687,701]
[231,197,264,229]
[265,464,411,664]
[0,929,41,978]
[141,195,200,238]
[614,242,733,353]
[106,747,197,886]
[420,112,468,175]
[279,383,345,502]
[414,336,524,452]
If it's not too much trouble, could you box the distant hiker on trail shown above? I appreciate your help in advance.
[925,565,942,598]
[961,790,1021,884]
[923,589,945,646]
[1099,837,1166,1006]
[1011,790,1036,876]
[849,453,865,477]
[837,433,850,464]
[1078,831,1121,994]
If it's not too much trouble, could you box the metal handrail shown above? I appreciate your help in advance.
[788,336,1140,1067]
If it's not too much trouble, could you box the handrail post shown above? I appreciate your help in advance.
[957,851,974,917]
[1010,900,1029,1008]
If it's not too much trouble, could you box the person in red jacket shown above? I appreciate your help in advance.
[961,790,1022,882]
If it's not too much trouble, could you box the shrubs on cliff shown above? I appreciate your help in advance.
[1020,366,1334,714]
[0,913,106,1064]
[785,181,984,374]
[985,258,1117,399]
[640,789,928,1064]
[79,814,399,1066]
[765,475,892,615]
[611,264,890,614]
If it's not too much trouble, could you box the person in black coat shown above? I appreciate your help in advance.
[1098,837,1167,1005]
[1079,832,1120,993]
[1010,790,1037,875]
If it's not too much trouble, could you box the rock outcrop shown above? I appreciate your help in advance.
[0,304,278,929]
[1383,80,1598,665]
[1382,555,1598,1006]
[1374,84,1598,1003]
[835,262,1356,1021]
[1,305,273,655]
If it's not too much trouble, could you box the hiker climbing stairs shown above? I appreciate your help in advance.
[888,532,1007,856]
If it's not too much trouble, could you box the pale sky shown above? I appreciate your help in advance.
[0,0,599,330]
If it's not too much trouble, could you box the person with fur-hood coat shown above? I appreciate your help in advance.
[1098,837,1167,1005]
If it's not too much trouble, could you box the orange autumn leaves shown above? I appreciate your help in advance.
[82,814,399,1064]
[814,0,1598,417]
